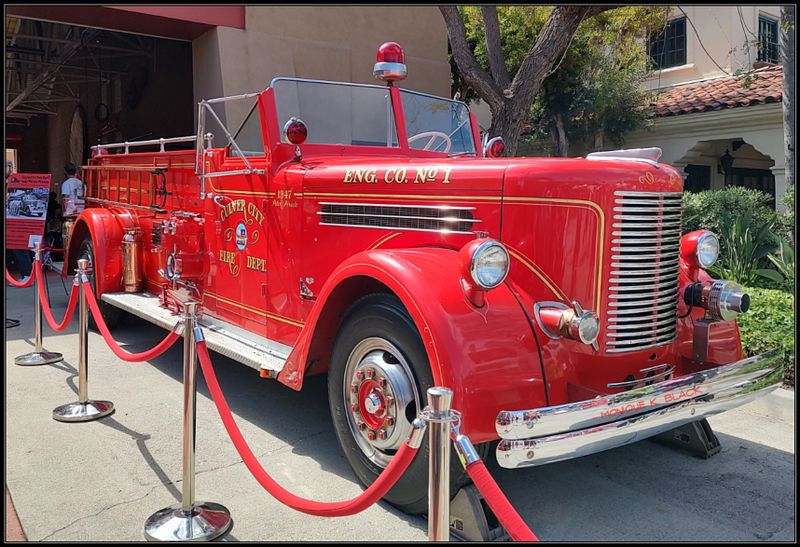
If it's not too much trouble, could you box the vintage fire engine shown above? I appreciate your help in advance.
[64,43,782,514]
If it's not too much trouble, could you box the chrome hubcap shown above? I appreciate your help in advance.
[344,337,419,468]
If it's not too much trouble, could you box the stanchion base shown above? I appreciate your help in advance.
[52,400,115,422]
[14,350,63,366]
[144,502,232,542]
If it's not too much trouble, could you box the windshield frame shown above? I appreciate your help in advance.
[268,77,479,158]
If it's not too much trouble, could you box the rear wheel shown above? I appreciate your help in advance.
[78,235,120,330]
[328,294,481,515]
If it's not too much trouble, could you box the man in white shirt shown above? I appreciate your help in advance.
[61,162,84,217]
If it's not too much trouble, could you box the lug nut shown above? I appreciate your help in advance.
[355,370,364,381]
[386,417,395,427]
[379,377,388,388]
[367,430,376,441]
[350,383,358,394]
[377,429,387,440]
[350,403,358,413]
[357,421,367,431]
[385,395,394,407]
[366,368,375,379]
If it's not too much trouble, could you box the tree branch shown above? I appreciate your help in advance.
[439,5,504,111]
[480,6,511,89]
[508,6,607,115]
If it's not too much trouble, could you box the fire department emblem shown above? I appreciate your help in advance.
[235,223,247,250]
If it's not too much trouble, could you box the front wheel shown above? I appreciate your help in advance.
[78,235,120,330]
[328,294,477,515]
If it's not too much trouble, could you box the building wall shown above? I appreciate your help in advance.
[644,5,782,90]
[192,6,450,133]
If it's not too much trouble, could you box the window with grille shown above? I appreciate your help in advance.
[649,17,687,70]
[758,16,779,64]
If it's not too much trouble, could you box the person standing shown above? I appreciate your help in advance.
[60,162,84,217]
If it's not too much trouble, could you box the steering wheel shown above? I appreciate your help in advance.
[408,131,452,153]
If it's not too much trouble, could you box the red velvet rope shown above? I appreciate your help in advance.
[35,261,79,331]
[196,339,420,516]
[6,266,36,288]
[81,280,181,362]
[465,460,538,541]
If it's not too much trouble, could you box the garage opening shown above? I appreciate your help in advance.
[6,16,194,193]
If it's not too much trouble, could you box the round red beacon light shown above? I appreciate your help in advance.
[376,42,405,64]
[485,137,505,158]
[374,42,407,82]
[283,117,308,145]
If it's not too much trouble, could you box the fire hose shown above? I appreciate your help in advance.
[35,261,79,332]
[6,267,36,288]
[81,279,182,362]
[195,338,422,517]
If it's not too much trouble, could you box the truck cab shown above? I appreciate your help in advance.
[65,42,783,515]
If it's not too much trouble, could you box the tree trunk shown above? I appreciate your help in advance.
[781,6,794,189]
[552,112,569,157]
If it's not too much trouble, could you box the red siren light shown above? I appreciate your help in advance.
[485,137,505,158]
[374,42,407,83]
[283,117,308,145]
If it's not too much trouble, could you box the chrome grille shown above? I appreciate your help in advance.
[606,191,683,353]
[318,202,479,233]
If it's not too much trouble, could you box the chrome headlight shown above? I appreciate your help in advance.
[696,231,719,269]
[470,240,510,289]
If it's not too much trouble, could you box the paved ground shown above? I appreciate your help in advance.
[5,271,796,541]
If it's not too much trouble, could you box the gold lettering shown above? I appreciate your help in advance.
[246,202,265,225]
[414,167,437,184]
[385,169,396,183]
[219,250,236,265]
[442,167,453,184]
[343,170,354,183]
[365,169,378,183]
[395,168,408,183]
[353,170,364,183]
[246,255,267,272]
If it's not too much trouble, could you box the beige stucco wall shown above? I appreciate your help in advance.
[192,6,450,132]
[645,5,782,90]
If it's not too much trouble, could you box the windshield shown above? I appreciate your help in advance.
[273,78,398,147]
[401,90,475,155]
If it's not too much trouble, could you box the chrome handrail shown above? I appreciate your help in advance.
[91,135,197,154]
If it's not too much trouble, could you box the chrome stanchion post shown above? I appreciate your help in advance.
[144,301,231,542]
[427,386,453,542]
[15,241,64,366]
[52,259,115,422]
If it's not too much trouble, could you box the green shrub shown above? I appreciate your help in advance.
[738,286,795,386]
[682,187,779,237]
[710,215,778,285]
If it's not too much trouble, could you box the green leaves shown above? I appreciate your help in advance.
[738,285,795,386]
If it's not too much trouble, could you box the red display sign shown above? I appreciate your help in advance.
[5,173,51,250]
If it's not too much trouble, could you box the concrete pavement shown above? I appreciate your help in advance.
[5,271,796,541]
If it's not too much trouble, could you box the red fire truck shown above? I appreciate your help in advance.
[64,43,782,514]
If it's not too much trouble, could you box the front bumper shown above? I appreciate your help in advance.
[495,350,784,469]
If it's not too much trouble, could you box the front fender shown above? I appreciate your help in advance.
[66,208,136,295]
[283,247,548,442]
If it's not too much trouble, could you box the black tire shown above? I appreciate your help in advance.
[78,235,120,330]
[328,293,481,515]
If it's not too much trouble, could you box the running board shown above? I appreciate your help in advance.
[101,291,288,374]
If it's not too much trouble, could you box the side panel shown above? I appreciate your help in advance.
[280,248,548,442]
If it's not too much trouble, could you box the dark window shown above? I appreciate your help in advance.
[758,16,779,64]
[726,167,776,208]
[649,17,687,69]
[684,164,711,193]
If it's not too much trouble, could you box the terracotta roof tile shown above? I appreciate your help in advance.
[651,65,783,117]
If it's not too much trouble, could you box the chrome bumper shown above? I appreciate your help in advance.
[495,351,784,469]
